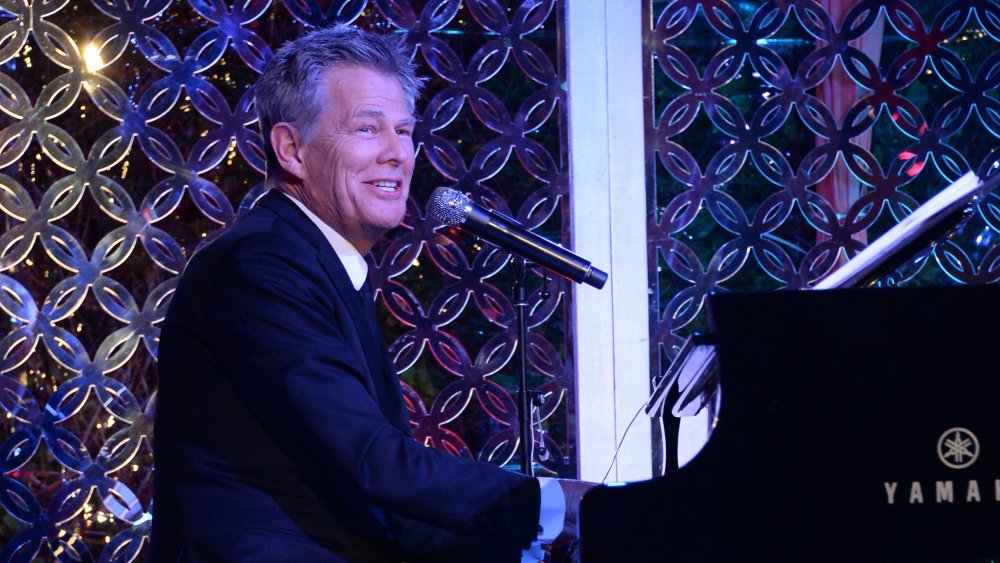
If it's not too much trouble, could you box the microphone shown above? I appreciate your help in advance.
[427,187,608,289]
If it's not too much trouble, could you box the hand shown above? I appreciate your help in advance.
[555,479,597,542]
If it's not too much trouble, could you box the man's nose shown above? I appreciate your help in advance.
[379,130,412,164]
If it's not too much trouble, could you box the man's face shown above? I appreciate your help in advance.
[292,64,415,252]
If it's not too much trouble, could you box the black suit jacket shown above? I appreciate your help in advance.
[150,191,540,562]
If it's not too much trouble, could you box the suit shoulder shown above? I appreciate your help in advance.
[170,209,320,314]
[192,207,313,266]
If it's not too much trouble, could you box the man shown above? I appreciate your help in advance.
[150,24,590,562]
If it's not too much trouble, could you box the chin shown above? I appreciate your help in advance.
[383,209,407,227]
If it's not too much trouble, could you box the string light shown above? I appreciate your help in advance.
[82,43,103,93]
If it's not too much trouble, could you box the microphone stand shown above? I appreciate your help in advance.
[513,256,534,476]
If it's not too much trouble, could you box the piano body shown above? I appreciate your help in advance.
[579,284,1000,562]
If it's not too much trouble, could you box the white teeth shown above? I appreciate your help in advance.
[373,181,397,191]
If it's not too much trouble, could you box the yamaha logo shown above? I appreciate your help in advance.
[882,426,997,505]
[938,427,979,469]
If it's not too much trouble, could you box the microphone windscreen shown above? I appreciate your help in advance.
[427,187,470,227]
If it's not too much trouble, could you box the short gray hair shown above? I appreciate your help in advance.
[255,23,425,179]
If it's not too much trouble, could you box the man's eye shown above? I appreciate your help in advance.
[397,129,413,136]
[358,126,373,133]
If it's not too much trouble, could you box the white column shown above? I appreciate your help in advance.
[567,0,651,483]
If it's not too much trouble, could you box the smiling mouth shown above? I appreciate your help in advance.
[371,180,400,192]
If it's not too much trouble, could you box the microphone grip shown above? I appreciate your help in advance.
[465,206,608,289]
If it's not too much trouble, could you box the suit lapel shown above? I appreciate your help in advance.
[256,192,407,428]
[357,276,409,431]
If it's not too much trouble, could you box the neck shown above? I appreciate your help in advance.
[276,184,378,254]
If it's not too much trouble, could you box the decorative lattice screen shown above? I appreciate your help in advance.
[646,0,1000,471]
[0,0,573,559]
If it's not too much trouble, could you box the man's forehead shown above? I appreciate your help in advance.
[319,66,412,115]
[353,108,417,124]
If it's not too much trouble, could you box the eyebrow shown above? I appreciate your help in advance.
[356,109,417,127]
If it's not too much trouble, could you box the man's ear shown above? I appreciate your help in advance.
[270,122,306,181]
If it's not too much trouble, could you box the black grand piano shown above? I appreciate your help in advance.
[578,175,1000,562]
[579,284,1000,562]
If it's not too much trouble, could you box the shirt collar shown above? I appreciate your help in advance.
[280,191,368,291]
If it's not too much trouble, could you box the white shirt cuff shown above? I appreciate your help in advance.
[535,477,565,542]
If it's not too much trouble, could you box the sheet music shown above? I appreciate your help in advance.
[815,171,983,289]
